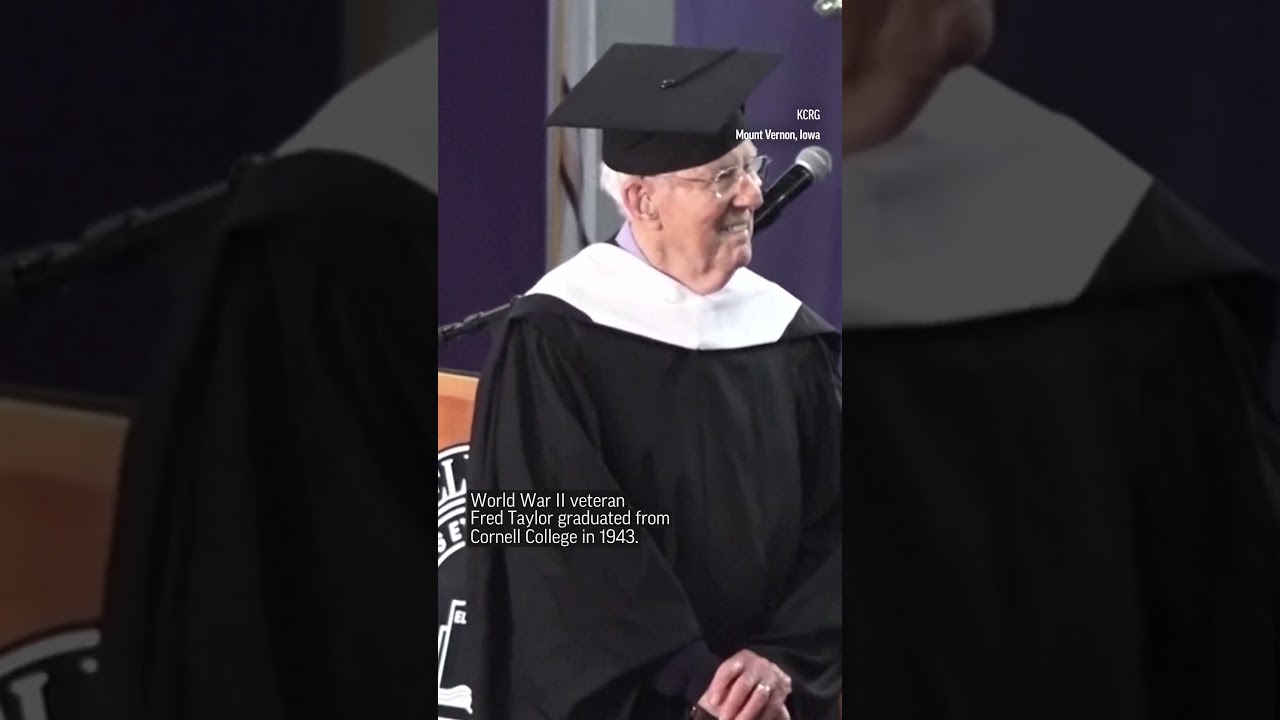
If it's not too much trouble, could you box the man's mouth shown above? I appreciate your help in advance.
[721,219,752,235]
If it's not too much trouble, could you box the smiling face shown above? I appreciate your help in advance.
[642,141,767,275]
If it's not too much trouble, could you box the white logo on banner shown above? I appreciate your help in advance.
[437,599,471,715]
[438,444,473,718]
[0,627,99,720]
[438,445,469,569]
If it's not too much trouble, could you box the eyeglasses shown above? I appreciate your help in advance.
[666,155,772,200]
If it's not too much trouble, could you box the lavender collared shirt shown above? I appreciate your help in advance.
[615,222,651,265]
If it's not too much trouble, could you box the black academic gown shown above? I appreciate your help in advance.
[465,243,843,720]
[95,150,439,720]
[843,68,1280,720]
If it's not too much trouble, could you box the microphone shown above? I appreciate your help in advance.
[753,146,833,233]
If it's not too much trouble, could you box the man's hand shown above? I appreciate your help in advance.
[695,650,792,720]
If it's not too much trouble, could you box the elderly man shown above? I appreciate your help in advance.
[842,2,1280,718]
[465,44,842,720]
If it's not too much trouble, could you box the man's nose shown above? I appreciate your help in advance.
[734,175,765,210]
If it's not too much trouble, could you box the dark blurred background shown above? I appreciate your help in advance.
[982,1,1280,275]
[980,1,1280,396]
[0,0,436,405]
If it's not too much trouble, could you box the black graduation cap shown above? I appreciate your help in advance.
[546,43,781,176]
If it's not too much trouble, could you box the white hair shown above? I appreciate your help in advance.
[598,140,758,221]
[599,162,640,220]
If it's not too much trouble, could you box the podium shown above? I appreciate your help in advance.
[0,389,124,713]
[437,370,479,720]
[438,370,479,452]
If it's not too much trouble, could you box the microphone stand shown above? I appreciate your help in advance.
[0,154,264,317]
[437,295,522,351]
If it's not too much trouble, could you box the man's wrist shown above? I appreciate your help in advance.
[652,640,721,704]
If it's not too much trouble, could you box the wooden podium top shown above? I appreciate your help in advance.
[0,394,125,648]
[0,396,127,489]
[438,371,479,451]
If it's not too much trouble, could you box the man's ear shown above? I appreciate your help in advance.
[624,181,656,223]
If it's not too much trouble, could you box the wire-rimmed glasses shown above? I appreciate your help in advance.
[666,155,772,200]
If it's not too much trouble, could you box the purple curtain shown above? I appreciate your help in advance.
[436,3,549,373]
[675,0,843,327]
